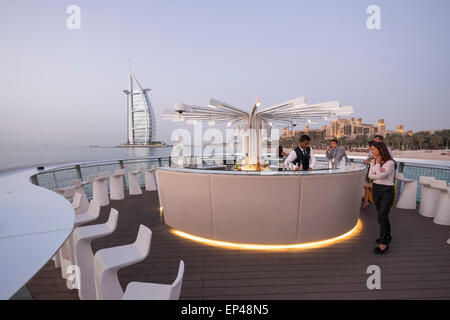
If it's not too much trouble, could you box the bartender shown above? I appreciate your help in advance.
[284,135,316,170]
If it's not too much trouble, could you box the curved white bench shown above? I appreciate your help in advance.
[0,168,75,299]
[395,173,418,210]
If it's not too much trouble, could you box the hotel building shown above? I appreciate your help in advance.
[123,72,156,145]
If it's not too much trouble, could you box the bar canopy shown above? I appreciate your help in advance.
[163,97,354,163]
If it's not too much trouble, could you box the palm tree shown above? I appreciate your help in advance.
[430,133,444,149]
[413,132,426,150]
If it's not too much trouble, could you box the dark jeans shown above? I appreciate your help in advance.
[372,183,394,245]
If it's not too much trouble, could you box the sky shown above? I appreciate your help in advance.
[0,0,449,146]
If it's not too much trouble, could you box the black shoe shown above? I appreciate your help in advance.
[375,237,392,244]
[374,245,389,254]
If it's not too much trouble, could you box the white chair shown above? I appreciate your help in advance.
[419,176,438,217]
[395,173,418,210]
[145,165,158,191]
[56,185,76,200]
[74,199,102,227]
[73,208,119,300]
[59,199,102,279]
[128,168,144,195]
[110,169,126,200]
[93,171,111,206]
[94,225,152,300]
[432,180,450,225]
[122,260,184,300]
[72,192,89,214]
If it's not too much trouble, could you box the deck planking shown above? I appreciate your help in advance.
[26,190,450,300]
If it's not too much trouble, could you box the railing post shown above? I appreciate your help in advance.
[396,162,404,197]
[168,157,171,167]
[75,165,82,180]
[119,160,126,189]
[53,171,59,189]
[30,175,39,186]
[158,157,162,167]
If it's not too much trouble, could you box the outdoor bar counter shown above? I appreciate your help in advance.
[157,164,366,245]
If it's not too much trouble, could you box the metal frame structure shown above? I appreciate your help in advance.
[163,97,354,163]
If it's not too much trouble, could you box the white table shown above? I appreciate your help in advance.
[0,168,74,299]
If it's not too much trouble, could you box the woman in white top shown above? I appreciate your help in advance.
[368,142,396,254]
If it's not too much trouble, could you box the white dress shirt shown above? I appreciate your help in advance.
[284,146,316,169]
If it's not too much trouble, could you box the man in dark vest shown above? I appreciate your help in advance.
[284,135,316,170]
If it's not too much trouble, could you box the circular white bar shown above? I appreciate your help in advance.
[157,165,366,245]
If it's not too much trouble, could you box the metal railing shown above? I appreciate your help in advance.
[30,155,449,202]
[30,156,171,199]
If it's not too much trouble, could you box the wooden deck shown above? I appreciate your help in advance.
[27,190,450,300]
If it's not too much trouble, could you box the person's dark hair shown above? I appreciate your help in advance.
[368,140,375,147]
[372,142,396,168]
[374,135,384,141]
[330,138,338,144]
[299,135,311,142]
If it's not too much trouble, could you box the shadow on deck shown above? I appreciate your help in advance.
[27,190,450,300]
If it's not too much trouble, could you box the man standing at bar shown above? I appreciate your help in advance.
[326,138,348,163]
[284,135,316,170]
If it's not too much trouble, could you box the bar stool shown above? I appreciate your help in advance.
[110,169,126,200]
[71,180,89,213]
[145,165,158,191]
[395,173,418,210]
[122,260,184,300]
[93,225,152,300]
[419,176,438,217]
[59,199,102,279]
[93,171,110,206]
[73,208,119,300]
[432,180,450,225]
[82,175,96,186]
[128,168,144,195]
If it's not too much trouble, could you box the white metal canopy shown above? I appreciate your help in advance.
[163,97,353,163]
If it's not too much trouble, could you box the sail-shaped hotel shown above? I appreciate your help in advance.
[123,72,156,145]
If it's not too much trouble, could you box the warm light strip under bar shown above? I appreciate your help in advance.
[171,219,362,251]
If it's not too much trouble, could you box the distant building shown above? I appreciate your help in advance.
[281,118,412,141]
[123,72,156,145]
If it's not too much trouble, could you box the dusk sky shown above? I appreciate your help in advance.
[1,0,449,146]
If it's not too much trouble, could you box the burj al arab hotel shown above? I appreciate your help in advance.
[123,72,156,145]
